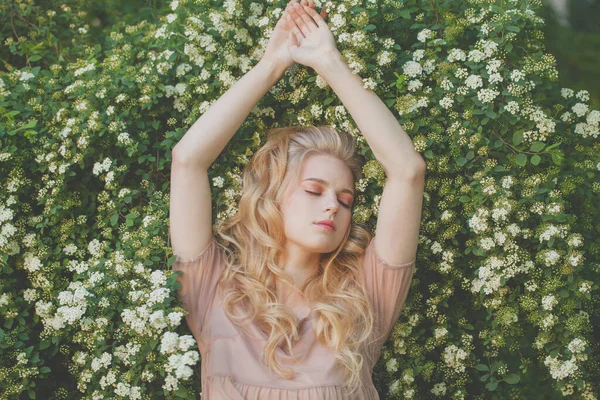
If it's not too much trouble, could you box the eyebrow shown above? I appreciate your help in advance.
[302,178,355,197]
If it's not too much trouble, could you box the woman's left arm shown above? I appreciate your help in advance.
[289,3,425,265]
[316,52,426,265]
[315,51,425,178]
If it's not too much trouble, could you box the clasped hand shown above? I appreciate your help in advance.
[262,0,339,73]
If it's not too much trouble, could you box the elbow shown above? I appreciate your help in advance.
[402,155,427,180]
[413,157,427,177]
[387,156,426,181]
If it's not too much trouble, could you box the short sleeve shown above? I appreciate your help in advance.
[362,236,416,345]
[172,237,225,338]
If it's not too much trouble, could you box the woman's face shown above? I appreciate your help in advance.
[279,153,355,254]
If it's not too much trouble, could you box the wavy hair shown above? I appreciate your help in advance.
[214,125,376,396]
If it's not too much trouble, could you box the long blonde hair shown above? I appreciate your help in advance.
[215,125,376,395]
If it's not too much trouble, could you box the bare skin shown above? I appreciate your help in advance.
[276,154,354,307]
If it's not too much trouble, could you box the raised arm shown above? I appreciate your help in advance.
[170,1,321,260]
[288,3,426,265]
[170,60,285,260]
[172,0,320,167]
[172,60,285,168]
[314,52,425,266]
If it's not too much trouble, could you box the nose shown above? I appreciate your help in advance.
[323,193,339,214]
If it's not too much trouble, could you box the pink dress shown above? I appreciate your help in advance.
[172,236,416,400]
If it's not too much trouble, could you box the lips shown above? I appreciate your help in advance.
[315,220,336,230]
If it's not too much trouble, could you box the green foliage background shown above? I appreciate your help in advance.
[1,0,599,399]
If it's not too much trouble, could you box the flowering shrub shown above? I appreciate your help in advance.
[1,0,599,399]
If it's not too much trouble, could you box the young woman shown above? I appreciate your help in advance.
[169,1,426,398]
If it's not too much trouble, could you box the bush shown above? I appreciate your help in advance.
[0,0,598,398]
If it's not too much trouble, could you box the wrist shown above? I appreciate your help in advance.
[257,58,287,83]
[314,50,346,79]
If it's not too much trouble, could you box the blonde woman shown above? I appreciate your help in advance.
[169,0,425,398]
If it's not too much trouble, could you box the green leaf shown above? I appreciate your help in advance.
[545,141,561,151]
[507,25,521,32]
[459,195,471,203]
[487,380,499,391]
[40,366,51,373]
[504,373,520,384]
[485,110,497,119]
[29,55,42,62]
[515,153,527,167]
[512,130,523,145]
[365,24,376,31]
[456,156,468,166]
[506,43,513,53]
[551,152,563,166]
[110,212,119,226]
[399,10,411,18]
[530,142,545,152]
[491,5,503,13]
[531,154,541,165]
[28,389,36,399]
[475,364,489,371]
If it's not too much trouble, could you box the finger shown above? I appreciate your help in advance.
[287,14,305,42]
[320,5,328,20]
[290,25,305,44]
[290,3,313,36]
[302,3,327,28]
[293,2,318,33]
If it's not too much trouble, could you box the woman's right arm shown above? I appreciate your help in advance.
[170,59,286,261]
[172,59,286,168]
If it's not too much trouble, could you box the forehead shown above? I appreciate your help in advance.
[299,154,353,186]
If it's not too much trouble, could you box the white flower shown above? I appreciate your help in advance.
[572,103,589,117]
[377,50,394,67]
[417,29,434,42]
[561,88,574,99]
[465,75,483,90]
[439,96,454,109]
[434,327,448,339]
[579,282,591,293]
[431,382,447,396]
[407,79,423,92]
[467,49,486,63]
[510,69,525,82]
[587,110,600,125]
[441,78,453,91]
[412,49,425,61]
[447,49,466,63]
[567,338,587,354]
[544,355,578,380]
[477,88,499,103]
[575,90,590,102]
[403,61,423,78]
[541,295,557,311]
[442,344,468,373]
[386,358,398,372]
[505,101,519,115]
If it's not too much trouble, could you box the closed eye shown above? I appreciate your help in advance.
[305,191,351,209]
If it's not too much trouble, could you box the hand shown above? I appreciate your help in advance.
[261,0,323,73]
[286,1,338,71]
